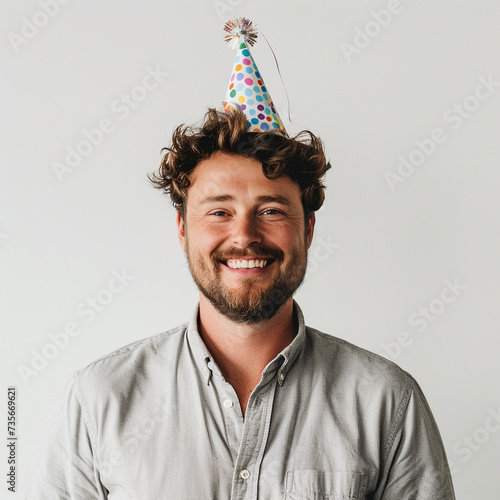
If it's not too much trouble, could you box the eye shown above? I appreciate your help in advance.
[210,210,229,217]
[261,209,282,216]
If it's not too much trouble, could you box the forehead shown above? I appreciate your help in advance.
[187,151,300,203]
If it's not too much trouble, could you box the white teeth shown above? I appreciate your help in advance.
[226,259,268,269]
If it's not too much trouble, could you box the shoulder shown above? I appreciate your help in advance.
[72,322,189,393]
[304,325,414,396]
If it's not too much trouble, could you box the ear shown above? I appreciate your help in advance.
[177,212,186,252]
[306,212,316,250]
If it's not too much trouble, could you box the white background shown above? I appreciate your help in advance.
[1,0,499,497]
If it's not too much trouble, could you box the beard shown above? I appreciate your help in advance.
[185,239,308,325]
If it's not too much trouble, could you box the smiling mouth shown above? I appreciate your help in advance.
[222,258,275,269]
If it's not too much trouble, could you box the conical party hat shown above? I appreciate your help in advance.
[223,18,286,134]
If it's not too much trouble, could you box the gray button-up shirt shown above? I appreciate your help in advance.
[26,302,455,499]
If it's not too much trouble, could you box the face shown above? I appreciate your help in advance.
[177,151,315,324]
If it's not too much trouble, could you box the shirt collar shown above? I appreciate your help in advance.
[186,305,214,386]
[186,300,306,387]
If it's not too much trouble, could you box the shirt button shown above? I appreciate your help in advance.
[223,399,233,408]
[239,469,250,480]
[279,372,285,382]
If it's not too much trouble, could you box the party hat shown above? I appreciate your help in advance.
[223,18,286,134]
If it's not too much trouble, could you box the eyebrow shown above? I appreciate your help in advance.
[198,194,292,206]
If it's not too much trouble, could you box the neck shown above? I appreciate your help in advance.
[197,296,297,413]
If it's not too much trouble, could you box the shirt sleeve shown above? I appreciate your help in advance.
[378,375,456,500]
[25,374,108,500]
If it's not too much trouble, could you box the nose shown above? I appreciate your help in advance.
[230,213,263,248]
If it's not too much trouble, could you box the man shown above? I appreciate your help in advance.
[26,18,455,499]
[27,108,455,499]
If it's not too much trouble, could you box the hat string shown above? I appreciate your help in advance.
[259,29,292,124]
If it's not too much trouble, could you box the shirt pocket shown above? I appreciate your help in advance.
[284,469,367,500]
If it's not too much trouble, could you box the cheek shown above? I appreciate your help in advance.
[188,225,227,254]
[274,225,306,248]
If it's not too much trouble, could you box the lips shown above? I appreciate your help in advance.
[226,258,268,269]
[221,257,276,269]
[214,248,283,272]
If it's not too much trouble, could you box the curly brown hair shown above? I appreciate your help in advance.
[149,108,331,219]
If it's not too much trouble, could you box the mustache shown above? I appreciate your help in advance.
[211,246,285,262]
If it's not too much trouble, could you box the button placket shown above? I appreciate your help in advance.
[230,380,279,500]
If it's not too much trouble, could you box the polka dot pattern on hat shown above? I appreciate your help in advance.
[224,39,285,133]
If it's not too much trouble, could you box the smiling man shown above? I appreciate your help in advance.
[171,131,318,415]
[180,151,310,329]
[26,18,455,500]
[26,108,456,500]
